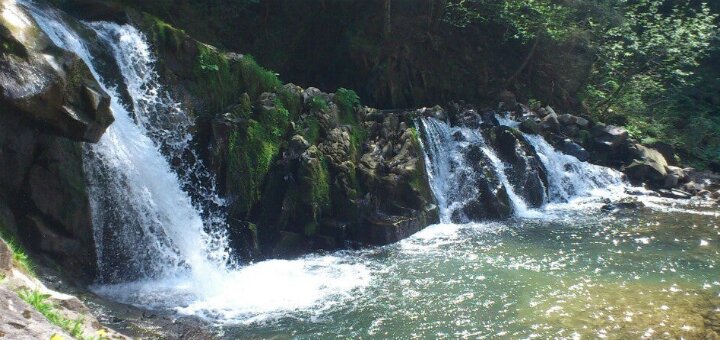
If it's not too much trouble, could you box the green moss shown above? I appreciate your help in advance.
[297,152,331,236]
[408,127,432,198]
[278,86,303,119]
[239,55,282,99]
[231,93,253,120]
[308,95,329,112]
[227,119,282,217]
[142,13,185,52]
[190,44,241,114]
[299,115,322,144]
[335,88,360,125]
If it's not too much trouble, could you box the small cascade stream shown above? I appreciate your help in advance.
[418,117,533,222]
[418,115,629,220]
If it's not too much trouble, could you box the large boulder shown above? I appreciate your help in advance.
[457,143,513,220]
[558,139,590,162]
[623,144,669,185]
[0,1,113,142]
[0,109,98,282]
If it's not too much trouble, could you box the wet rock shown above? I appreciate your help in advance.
[417,105,446,121]
[559,139,589,162]
[519,118,540,135]
[488,126,548,208]
[657,189,693,200]
[601,197,645,212]
[480,110,500,127]
[0,1,113,142]
[456,109,483,129]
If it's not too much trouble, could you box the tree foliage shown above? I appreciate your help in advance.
[445,0,720,166]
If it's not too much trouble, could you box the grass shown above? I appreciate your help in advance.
[17,289,104,340]
[0,228,34,275]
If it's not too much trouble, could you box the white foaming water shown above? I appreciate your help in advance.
[24,2,370,324]
[418,117,531,222]
[522,133,626,203]
[93,254,372,325]
[496,114,627,203]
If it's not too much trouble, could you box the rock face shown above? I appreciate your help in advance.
[0,0,113,142]
[0,1,113,282]
[208,86,438,257]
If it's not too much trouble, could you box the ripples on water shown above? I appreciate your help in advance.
[217,199,720,339]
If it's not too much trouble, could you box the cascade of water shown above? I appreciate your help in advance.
[418,118,530,221]
[495,113,626,202]
[522,133,626,202]
[23,2,228,283]
[90,22,231,268]
[22,3,370,323]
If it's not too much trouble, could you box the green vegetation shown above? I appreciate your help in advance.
[0,228,33,275]
[227,120,282,218]
[299,153,331,236]
[239,55,282,100]
[408,127,432,198]
[308,95,329,112]
[335,88,361,125]
[334,88,366,162]
[444,0,720,167]
[17,289,98,340]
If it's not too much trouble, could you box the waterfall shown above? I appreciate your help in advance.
[418,117,531,222]
[495,114,626,202]
[521,133,626,202]
[23,2,229,283]
[418,115,628,220]
[23,2,370,323]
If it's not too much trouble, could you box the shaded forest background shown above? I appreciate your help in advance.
[65,0,720,169]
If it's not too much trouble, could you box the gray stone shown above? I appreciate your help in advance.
[541,112,560,132]
[575,116,590,128]
[0,1,113,142]
[0,287,71,340]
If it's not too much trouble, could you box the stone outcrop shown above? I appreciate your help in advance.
[487,126,548,207]
[0,1,114,282]
[0,0,113,142]
[208,85,438,258]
